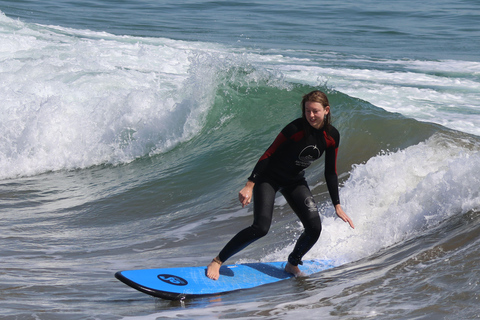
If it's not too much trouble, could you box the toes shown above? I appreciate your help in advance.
[207,273,219,280]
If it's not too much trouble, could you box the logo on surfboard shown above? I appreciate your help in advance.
[157,274,188,286]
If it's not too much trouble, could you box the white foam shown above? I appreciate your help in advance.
[265,133,480,265]
[278,57,480,136]
[0,14,224,179]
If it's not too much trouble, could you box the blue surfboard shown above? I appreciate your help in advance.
[115,260,335,300]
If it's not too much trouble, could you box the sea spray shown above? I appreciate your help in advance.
[0,18,229,178]
[263,133,480,265]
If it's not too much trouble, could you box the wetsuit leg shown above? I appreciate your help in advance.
[281,181,322,266]
[218,178,279,263]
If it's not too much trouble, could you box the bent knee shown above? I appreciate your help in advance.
[251,224,270,238]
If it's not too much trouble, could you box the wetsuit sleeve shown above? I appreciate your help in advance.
[248,121,300,183]
[324,129,340,206]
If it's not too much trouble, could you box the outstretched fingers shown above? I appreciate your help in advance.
[335,204,355,229]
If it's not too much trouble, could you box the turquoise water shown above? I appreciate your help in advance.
[0,1,479,319]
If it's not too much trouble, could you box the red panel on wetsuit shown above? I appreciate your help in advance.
[323,131,336,148]
[258,132,287,161]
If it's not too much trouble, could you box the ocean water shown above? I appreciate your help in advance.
[0,0,479,319]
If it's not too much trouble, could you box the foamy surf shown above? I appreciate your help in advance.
[262,132,480,267]
[0,15,225,179]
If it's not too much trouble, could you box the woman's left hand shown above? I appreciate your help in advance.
[334,204,355,229]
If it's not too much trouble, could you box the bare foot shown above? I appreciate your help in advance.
[285,262,307,277]
[206,259,222,280]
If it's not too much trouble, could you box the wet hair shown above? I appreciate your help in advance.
[301,90,332,135]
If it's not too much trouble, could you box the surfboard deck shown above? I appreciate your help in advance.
[115,260,335,300]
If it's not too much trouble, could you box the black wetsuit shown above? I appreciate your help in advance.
[218,118,341,266]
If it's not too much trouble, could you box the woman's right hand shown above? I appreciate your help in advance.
[239,181,255,207]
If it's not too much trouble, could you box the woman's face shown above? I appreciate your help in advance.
[304,101,330,129]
